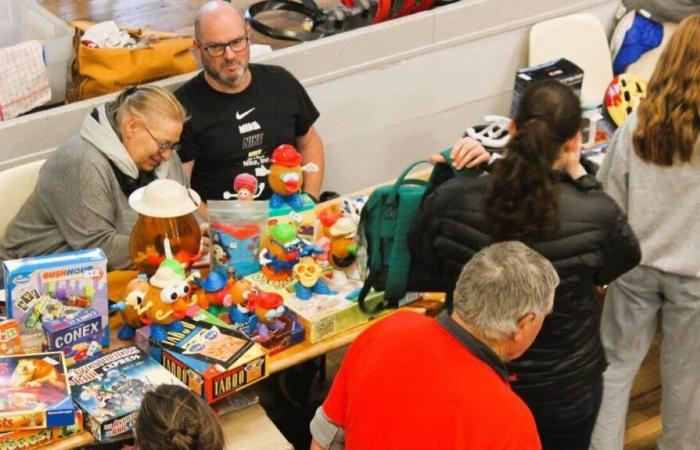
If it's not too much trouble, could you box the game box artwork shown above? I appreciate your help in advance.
[68,346,185,441]
[136,321,268,404]
[42,308,103,366]
[3,249,109,347]
[0,410,83,450]
[0,352,75,432]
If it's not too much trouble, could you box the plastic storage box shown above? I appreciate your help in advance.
[0,0,73,104]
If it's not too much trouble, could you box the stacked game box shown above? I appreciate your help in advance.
[3,249,109,347]
[0,352,75,432]
[69,346,185,441]
[42,308,103,366]
[0,410,83,450]
[136,318,268,404]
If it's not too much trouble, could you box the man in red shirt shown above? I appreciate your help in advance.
[310,241,558,449]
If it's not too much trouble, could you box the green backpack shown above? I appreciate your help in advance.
[357,153,482,313]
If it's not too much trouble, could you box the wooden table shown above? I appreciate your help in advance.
[49,270,442,449]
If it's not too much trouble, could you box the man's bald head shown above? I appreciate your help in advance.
[194,1,246,42]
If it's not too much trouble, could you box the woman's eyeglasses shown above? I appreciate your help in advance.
[203,36,249,57]
[142,123,180,154]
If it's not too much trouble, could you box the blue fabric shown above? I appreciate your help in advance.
[613,13,663,75]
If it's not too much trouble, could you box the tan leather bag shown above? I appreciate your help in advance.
[68,21,197,101]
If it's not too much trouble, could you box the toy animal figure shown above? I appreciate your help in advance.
[211,240,229,266]
[112,277,152,340]
[223,173,265,200]
[293,257,335,300]
[255,144,318,211]
[193,271,236,316]
[9,358,65,390]
[228,279,255,326]
[248,291,286,342]
[259,223,307,282]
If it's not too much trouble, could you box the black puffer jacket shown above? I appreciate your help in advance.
[408,166,640,423]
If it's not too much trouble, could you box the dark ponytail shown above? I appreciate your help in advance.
[486,81,582,242]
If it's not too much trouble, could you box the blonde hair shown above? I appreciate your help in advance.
[115,85,187,128]
[634,15,700,166]
[135,384,224,450]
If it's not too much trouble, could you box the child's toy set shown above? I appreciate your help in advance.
[0,410,82,450]
[3,249,109,348]
[69,346,185,441]
[0,352,75,432]
[0,321,21,356]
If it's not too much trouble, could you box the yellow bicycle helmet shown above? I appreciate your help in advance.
[604,74,648,126]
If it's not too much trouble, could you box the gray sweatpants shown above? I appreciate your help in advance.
[590,265,700,450]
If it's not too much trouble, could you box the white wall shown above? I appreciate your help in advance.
[0,0,620,193]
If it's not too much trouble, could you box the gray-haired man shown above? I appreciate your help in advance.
[311,241,559,450]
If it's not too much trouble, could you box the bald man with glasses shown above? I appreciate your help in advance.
[175,1,325,216]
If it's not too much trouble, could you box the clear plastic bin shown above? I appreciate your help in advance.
[0,0,74,104]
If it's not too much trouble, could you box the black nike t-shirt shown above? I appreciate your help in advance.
[175,64,320,201]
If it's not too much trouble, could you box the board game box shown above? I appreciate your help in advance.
[68,345,185,441]
[136,321,268,404]
[42,308,102,366]
[0,352,75,432]
[3,249,109,347]
[0,410,83,450]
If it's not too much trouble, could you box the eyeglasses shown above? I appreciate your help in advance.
[203,36,249,57]
[141,123,180,154]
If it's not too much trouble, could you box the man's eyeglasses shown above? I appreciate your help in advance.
[142,123,180,154]
[203,36,249,57]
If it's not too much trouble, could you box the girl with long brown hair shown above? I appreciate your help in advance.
[591,15,700,450]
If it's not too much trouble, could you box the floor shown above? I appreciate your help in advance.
[35,1,664,449]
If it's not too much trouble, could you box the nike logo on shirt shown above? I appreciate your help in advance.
[236,107,255,121]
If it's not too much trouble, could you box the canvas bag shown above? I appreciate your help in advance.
[357,154,482,313]
[68,21,197,101]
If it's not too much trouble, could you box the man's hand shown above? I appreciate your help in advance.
[429,137,490,169]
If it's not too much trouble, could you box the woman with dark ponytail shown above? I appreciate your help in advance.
[409,80,640,450]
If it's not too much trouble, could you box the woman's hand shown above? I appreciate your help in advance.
[429,137,491,169]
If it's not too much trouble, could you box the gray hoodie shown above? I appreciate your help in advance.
[598,111,700,277]
[0,104,188,270]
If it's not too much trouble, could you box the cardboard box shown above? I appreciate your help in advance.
[68,346,185,441]
[0,410,83,450]
[3,249,109,347]
[42,308,102,366]
[136,321,268,404]
[0,352,75,432]
[268,193,317,242]
[0,320,21,355]
[511,58,583,116]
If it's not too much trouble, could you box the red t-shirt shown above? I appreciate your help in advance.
[322,311,541,450]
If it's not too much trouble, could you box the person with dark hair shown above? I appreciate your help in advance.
[409,80,641,450]
[591,15,700,450]
[135,384,224,450]
[311,242,559,450]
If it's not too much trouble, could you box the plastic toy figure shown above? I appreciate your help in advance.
[255,144,319,211]
[192,271,236,316]
[111,277,152,340]
[259,223,307,281]
[248,291,286,342]
[223,173,265,200]
[293,257,335,300]
[228,279,255,326]
[319,215,359,285]
[137,240,199,341]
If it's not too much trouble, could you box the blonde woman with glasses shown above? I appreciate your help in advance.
[591,15,700,450]
[0,85,191,270]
